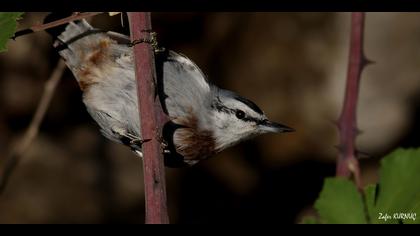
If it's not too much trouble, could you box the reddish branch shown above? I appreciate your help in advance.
[12,12,104,39]
[128,12,170,224]
[336,12,372,190]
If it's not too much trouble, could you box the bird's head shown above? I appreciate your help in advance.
[209,89,294,152]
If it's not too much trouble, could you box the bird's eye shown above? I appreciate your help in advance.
[235,110,245,119]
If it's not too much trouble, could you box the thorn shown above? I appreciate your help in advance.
[362,55,375,67]
[365,58,376,66]
[354,127,363,136]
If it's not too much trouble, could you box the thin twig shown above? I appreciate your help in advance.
[0,59,67,194]
[336,12,372,190]
[12,12,104,39]
[128,12,170,224]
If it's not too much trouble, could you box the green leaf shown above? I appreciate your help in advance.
[315,177,367,224]
[0,12,23,53]
[372,148,420,224]
[364,184,377,223]
[310,148,420,224]
[404,200,420,224]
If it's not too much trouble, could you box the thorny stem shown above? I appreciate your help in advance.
[0,60,66,194]
[336,12,372,190]
[128,12,170,224]
[12,12,104,39]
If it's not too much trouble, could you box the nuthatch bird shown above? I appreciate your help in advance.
[53,20,294,167]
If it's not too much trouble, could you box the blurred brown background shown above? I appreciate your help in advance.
[1,12,420,223]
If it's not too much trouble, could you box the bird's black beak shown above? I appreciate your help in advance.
[259,120,295,133]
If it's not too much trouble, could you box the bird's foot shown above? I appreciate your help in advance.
[157,136,171,155]
[111,127,150,148]
[128,30,165,53]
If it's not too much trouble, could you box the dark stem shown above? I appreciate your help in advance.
[0,60,66,194]
[336,12,370,190]
[128,12,170,224]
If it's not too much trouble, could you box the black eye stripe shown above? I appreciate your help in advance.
[241,116,260,123]
[211,97,262,124]
[234,109,260,123]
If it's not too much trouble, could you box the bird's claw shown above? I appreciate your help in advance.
[111,127,150,147]
[158,136,171,155]
[130,138,151,146]
[128,30,165,53]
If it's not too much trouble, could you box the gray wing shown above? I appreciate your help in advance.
[104,28,213,123]
[161,51,212,122]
